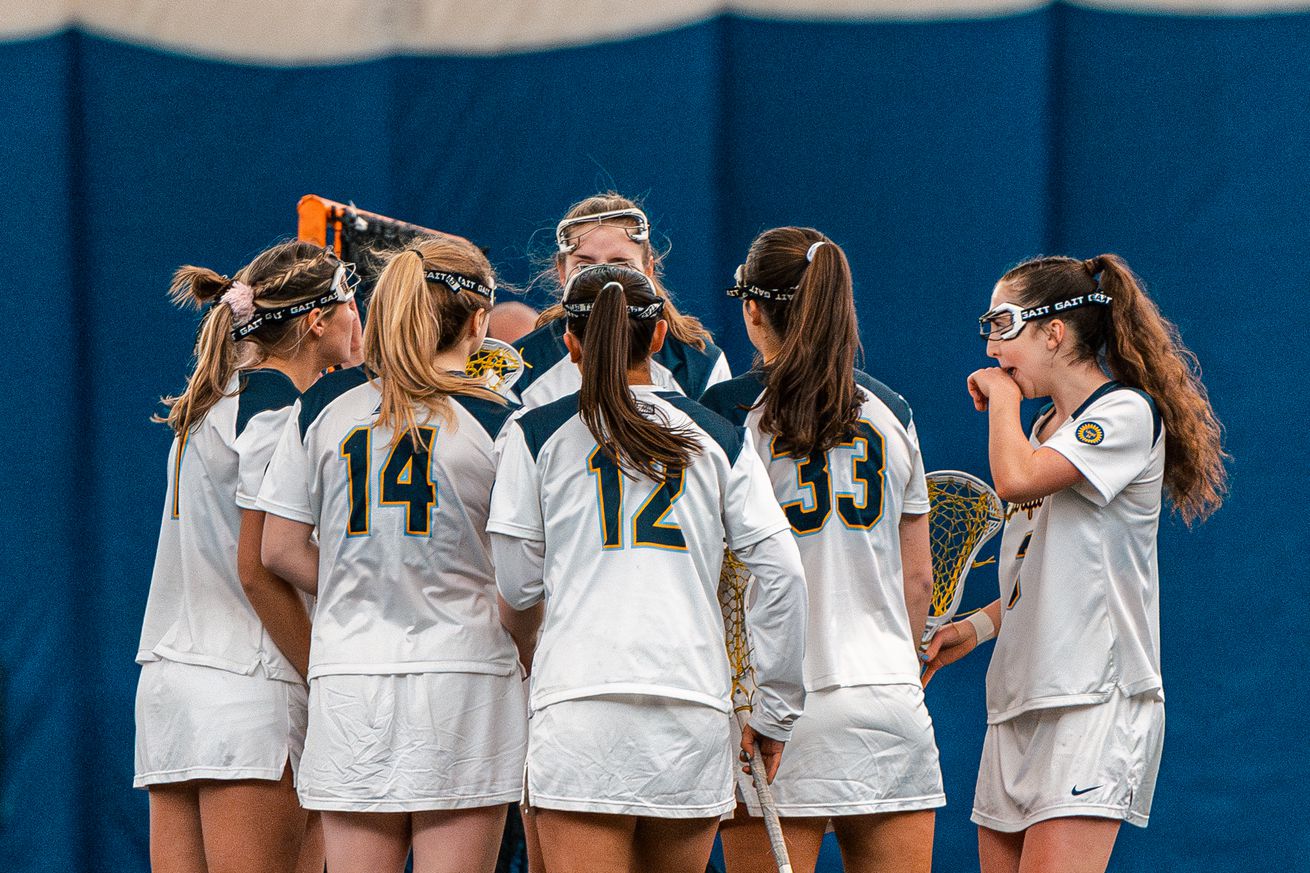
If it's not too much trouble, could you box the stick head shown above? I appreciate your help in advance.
[922,470,1005,643]
[464,336,524,394]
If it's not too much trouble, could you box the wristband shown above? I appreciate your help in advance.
[964,610,996,644]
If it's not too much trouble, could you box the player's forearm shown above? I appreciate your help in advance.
[963,599,1004,645]
[260,514,319,595]
[238,510,312,678]
[899,513,932,645]
[986,394,1041,502]
[243,569,312,680]
[498,597,543,674]
[736,531,808,741]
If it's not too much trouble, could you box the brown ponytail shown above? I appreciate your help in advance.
[1002,254,1229,524]
[742,227,863,457]
[365,233,502,447]
[540,192,713,350]
[156,241,347,436]
[568,265,700,481]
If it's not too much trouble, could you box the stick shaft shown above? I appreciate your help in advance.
[737,712,793,873]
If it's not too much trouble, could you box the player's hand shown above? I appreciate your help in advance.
[920,620,979,686]
[740,723,786,784]
[966,367,1021,412]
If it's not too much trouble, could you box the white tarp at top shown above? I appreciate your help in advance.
[1,0,1307,62]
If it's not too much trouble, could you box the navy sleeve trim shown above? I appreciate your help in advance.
[298,365,369,439]
[652,337,724,399]
[657,392,745,465]
[1070,380,1122,421]
[452,394,518,441]
[512,320,569,395]
[697,371,765,428]
[1030,401,1057,437]
[854,370,913,429]
[518,392,580,461]
[236,369,300,438]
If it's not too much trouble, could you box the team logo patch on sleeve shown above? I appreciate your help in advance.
[1076,422,1105,445]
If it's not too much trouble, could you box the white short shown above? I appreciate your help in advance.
[297,671,527,812]
[134,658,307,788]
[527,695,734,818]
[731,684,945,817]
[972,688,1165,832]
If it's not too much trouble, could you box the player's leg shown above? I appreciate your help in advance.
[196,766,308,873]
[295,811,324,873]
[632,815,723,873]
[719,806,826,873]
[521,804,546,873]
[149,782,208,873]
[535,809,636,873]
[831,810,934,873]
[1017,817,1119,873]
[978,825,1024,873]
[410,805,508,873]
[319,811,411,873]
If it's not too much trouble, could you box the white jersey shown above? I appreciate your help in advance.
[510,318,731,411]
[138,369,304,682]
[987,382,1165,723]
[487,385,807,736]
[255,366,520,680]
[701,370,931,690]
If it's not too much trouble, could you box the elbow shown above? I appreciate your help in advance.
[260,540,287,582]
[238,564,261,597]
[237,547,266,597]
[992,475,1037,505]
[907,568,932,603]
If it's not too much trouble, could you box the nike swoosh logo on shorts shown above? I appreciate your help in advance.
[1071,785,1102,796]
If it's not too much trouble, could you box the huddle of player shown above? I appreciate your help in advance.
[134,192,1227,873]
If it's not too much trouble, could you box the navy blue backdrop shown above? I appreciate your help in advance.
[2,6,1307,871]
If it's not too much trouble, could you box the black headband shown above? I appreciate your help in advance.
[562,297,666,320]
[726,264,796,303]
[424,269,495,301]
[726,283,795,302]
[560,265,662,320]
[230,261,358,342]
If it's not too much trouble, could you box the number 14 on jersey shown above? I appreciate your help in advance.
[339,426,439,537]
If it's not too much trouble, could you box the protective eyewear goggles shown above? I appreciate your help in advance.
[725,264,795,303]
[978,292,1112,341]
[555,208,651,254]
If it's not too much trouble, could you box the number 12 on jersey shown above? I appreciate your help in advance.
[587,446,687,551]
[339,426,439,536]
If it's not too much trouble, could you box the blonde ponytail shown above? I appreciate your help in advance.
[155,266,245,436]
[155,241,350,436]
[364,235,502,447]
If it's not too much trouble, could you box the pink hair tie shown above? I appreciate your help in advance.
[221,281,256,327]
